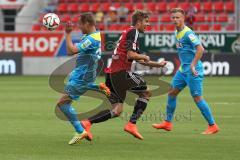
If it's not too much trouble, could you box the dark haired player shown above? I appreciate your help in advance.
[81,10,167,140]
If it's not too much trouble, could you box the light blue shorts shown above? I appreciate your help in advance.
[171,70,204,97]
[64,68,96,100]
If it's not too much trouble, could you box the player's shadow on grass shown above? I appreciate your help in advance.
[49,56,171,121]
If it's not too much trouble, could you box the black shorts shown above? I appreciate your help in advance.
[105,70,147,104]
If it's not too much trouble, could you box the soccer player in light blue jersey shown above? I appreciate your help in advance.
[152,8,219,134]
[56,13,109,145]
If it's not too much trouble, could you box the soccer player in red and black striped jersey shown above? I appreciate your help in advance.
[81,10,167,140]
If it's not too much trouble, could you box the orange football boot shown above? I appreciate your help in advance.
[124,122,143,140]
[81,120,93,141]
[152,120,173,131]
[202,124,219,135]
[99,83,111,97]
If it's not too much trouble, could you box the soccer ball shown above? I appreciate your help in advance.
[42,13,60,31]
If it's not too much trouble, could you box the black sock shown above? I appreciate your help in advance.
[89,109,117,124]
[129,98,148,124]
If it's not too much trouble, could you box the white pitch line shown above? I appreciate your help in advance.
[211,102,240,105]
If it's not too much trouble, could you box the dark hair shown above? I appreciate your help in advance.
[80,12,96,26]
[132,10,150,26]
[170,8,185,15]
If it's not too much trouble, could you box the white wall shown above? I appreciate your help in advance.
[23,57,72,75]
[15,0,47,32]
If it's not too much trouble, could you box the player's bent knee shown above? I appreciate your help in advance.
[57,94,72,107]
[139,90,152,100]
[193,96,203,103]
[168,88,180,97]
[112,110,122,117]
[145,90,152,98]
[111,104,123,117]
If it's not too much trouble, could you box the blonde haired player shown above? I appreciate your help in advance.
[152,8,219,134]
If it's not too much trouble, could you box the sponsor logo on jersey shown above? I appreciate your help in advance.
[81,39,92,49]
[188,34,196,42]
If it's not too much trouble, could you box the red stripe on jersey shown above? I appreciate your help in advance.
[105,26,140,73]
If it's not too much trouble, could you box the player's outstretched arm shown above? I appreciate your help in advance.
[127,51,150,62]
[137,59,168,68]
[65,22,79,55]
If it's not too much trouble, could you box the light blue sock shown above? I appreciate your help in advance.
[196,99,215,125]
[165,95,177,122]
[87,82,99,90]
[59,104,84,133]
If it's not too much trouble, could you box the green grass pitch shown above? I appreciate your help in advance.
[0,76,239,160]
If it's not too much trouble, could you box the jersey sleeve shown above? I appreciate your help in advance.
[186,31,201,47]
[125,29,139,52]
[75,37,93,53]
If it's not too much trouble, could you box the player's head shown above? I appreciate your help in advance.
[170,8,185,28]
[132,10,150,32]
[78,12,96,34]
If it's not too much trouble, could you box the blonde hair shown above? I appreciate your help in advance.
[170,8,185,16]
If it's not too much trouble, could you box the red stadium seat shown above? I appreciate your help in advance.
[146,3,156,12]
[206,13,216,22]
[202,2,212,12]
[159,25,164,31]
[180,2,190,11]
[56,24,64,31]
[97,23,105,31]
[57,3,68,13]
[68,3,78,12]
[32,24,41,31]
[88,0,98,2]
[108,24,118,31]
[156,3,167,13]
[152,25,159,31]
[61,14,71,23]
[114,3,121,9]
[120,24,129,31]
[121,0,131,2]
[90,3,100,12]
[67,0,76,2]
[145,25,152,31]
[135,3,144,10]
[216,14,228,22]
[161,15,171,22]
[195,14,205,22]
[214,2,224,12]
[212,24,222,31]
[168,2,177,10]
[79,3,89,12]
[199,24,210,31]
[225,2,234,13]
[149,16,158,23]
[225,24,235,31]
[76,0,86,2]
[193,25,199,31]
[72,15,79,23]
[102,3,110,12]
[125,3,134,12]
[192,2,201,12]
[165,24,175,31]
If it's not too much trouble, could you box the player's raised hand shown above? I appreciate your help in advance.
[190,64,198,76]
[65,21,73,34]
